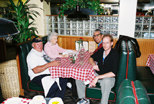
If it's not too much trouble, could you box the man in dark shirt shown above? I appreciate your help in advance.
[76,34,119,104]
[93,29,103,53]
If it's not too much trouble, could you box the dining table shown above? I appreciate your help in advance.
[146,54,154,74]
[49,51,95,85]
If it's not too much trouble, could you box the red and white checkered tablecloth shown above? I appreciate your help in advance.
[49,51,95,84]
[146,54,154,74]
[2,97,31,104]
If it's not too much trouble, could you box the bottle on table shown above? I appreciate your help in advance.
[79,45,85,65]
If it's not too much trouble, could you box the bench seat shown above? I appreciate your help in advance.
[137,66,154,104]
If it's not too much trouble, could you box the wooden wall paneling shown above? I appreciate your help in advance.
[63,37,67,49]
[137,39,154,66]
[58,36,63,48]
[72,37,77,49]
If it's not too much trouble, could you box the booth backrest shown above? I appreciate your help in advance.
[115,40,136,93]
[16,36,47,90]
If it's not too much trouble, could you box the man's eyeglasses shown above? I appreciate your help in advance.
[93,34,100,37]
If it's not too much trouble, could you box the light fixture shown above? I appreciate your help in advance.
[67,5,89,21]
[0,18,19,37]
[0,18,19,44]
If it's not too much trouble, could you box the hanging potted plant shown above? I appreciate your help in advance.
[59,0,104,18]
[4,0,42,43]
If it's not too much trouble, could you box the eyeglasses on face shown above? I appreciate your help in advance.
[93,34,100,37]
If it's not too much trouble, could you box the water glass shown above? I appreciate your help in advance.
[69,53,73,63]
[55,57,61,62]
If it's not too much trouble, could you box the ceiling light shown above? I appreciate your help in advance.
[67,5,89,21]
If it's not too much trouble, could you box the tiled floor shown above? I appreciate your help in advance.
[0,43,116,104]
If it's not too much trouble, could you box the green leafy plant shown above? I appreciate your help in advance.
[59,0,104,17]
[5,0,42,43]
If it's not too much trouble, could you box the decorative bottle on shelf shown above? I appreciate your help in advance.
[79,45,85,65]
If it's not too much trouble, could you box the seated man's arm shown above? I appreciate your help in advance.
[89,57,96,66]
[90,72,115,87]
[89,57,100,71]
[32,61,60,73]
[96,72,115,79]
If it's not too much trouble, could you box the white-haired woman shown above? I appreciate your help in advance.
[44,32,68,58]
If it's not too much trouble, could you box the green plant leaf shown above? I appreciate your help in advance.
[7,0,42,43]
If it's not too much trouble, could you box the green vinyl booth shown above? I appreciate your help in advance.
[116,79,150,104]
[85,40,137,102]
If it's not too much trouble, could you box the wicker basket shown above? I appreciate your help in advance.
[0,60,20,99]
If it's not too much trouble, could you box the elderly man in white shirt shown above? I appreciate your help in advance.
[27,37,67,99]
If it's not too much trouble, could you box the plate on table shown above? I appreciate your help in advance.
[3,97,22,104]
[48,97,64,104]
[29,99,46,104]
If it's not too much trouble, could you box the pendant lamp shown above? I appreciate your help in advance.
[67,5,89,21]
[0,18,19,37]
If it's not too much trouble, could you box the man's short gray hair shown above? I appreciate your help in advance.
[48,32,58,41]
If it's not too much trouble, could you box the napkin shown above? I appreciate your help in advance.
[62,50,79,55]
[41,76,61,97]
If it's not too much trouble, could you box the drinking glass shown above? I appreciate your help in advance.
[69,53,73,63]
[55,57,61,63]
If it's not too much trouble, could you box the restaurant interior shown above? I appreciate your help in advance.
[0,0,154,104]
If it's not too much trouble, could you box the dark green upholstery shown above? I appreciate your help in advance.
[116,79,150,104]
[17,36,47,92]
[28,81,44,92]
[115,41,136,93]
[85,40,137,102]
